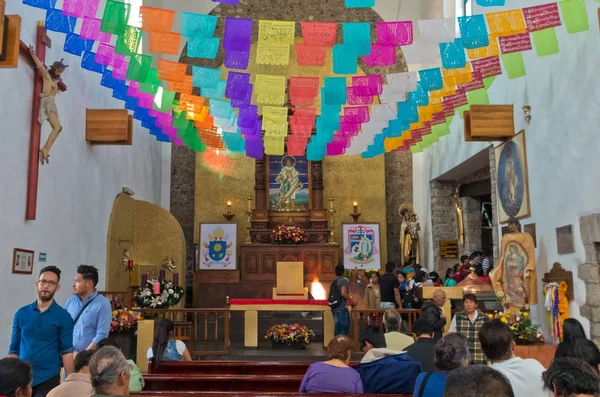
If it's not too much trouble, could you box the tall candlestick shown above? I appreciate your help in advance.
[247,196,252,211]
[353,201,358,214]
[159,269,166,280]
[141,272,148,286]
[227,201,232,214]
[173,272,179,287]
[153,280,160,294]
[329,197,334,210]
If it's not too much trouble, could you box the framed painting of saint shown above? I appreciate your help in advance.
[199,223,237,270]
[342,223,382,269]
[495,130,531,224]
[267,155,311,212]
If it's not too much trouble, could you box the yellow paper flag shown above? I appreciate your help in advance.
[486,10,527,37]
[264,136,285,155]
[262,106,289,137]
[257,43,291,65]
[467,38,500,60]
[384,137,404,152]
[257,20,296,65]
[254,75,287,105]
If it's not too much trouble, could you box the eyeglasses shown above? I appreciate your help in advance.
[38,280,58,287]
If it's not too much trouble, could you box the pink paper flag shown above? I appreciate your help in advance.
[498,33,532,54]
[376,21,414,46]
[522,3,561,32]
[363,44,396,66]
[62,0,100,18]
[80,18,112,42]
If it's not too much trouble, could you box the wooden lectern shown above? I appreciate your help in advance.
[422,286,464,334]
[272,262,308,299]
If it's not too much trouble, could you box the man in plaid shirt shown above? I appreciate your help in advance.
[448,293,489,364]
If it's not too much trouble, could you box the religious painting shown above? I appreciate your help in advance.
[12,248,34,275]
[524,223,537,248]
[342,223,382,269]
[495,131,531,224]
[501,241,529,308]
[556,225,575,255]
[199,223,237,270]
[267,155,311,212]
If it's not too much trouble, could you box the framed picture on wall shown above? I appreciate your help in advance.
[266,155,311,212]
[556,225,575,255]
[13,248,34,275]
[199,223,237,270]
[342,223,382,269]
[494,130,531,224]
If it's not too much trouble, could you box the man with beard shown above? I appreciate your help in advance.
[9,266,74,397]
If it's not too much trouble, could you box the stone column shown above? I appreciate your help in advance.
[254,159,266,210]
[430,180,458,273]
[311,161,324,210]
[385,151,413,266]
[461,197,482,253]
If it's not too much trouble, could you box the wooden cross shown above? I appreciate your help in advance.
[18,22,67,220]
[422,286,464,335]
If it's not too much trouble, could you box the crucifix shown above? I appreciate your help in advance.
[18,22,67,220]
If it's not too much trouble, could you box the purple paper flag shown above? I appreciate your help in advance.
[226,72,251,100]
[238,105,258,128]
[223,18,252,51]
[224,50,250,70]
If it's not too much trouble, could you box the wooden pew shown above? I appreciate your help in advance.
[143,374,303,392]
[134,393,411,397]
[148,360,361,375]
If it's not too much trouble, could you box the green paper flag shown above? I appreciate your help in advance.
[483,77,495,90]
[153,88,176,113]
[456,104,470,119]
[410,144,423,153]
[139,69,160,95]
[115,25,142,56]
[445,116,454,126]
[467,88,490,105]
[432,123,451,137]
[531,28,559,56]
[559,0,589,33]
[501,52,526,79]
[101,0,131,35]
[127,54,152,83]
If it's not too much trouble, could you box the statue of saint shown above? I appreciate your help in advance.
[162,256,177,272]
[274,156,303,210]
[28,46,68,165]
[400,208,420,266]
[490,217,537,311]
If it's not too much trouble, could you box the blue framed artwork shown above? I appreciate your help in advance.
[267,155,311,212]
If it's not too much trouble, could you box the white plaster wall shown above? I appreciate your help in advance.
[414,0,600,335]
[0,3,168,350]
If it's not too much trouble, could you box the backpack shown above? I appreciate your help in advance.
[328,278,343,309]
[403,285,422,309]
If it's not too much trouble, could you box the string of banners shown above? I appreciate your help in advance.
[25,0,592,158]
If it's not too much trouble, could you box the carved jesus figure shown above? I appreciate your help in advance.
[28,45,68,165]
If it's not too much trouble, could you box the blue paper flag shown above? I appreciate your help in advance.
[141,116,157,130]
[397,100,419,124]
[408,82,429,106]
[323,77,347,106]
[125,96,139,111]
[418,68,444,91]
[133,107,150,121]
[112,87,129,101]
[156,133,172,142]
[181,13,218,38]
[209,99,234,119]
[345,0,375,8]
[384,118,409,138]
[439,39,467,69]
[192,66,222,89]
[458,15,490,49]
[201,80,227,99]
[343,23,372,56]
[45,8,77,33]
[222,133,246,153]
[333,45,359,75]
[100,69,122,89]
[81,52,107,74]
[187,37,220,59]
[306,142,325,161]
[23,0,57,10]
[476,0,506,6]
[64,34,94,56]
[320,111,341,132]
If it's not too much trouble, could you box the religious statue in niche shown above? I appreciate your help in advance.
[400,208,420,266]
[122,249,132,270]
[490,217,538,312]
[162,256,177,272]
[495,131,531,223]
[268,155,310,211]
[28,45,68,165]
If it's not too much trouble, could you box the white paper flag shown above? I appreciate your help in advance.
[418,18,456,44]
[386,72,418,93]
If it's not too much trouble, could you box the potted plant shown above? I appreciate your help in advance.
[108,309,142,360]
[265,323,315,349]
[490,306,545,345]
[271,225,307,244]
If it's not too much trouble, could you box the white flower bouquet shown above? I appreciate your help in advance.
[134,279,184,309]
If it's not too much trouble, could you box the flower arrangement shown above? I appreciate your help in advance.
[110,309,142,333]
[364,268,381,279]
[134,279,184,309]
[271,225,307,244]
[265,323,315,347]
[489,305,544,345]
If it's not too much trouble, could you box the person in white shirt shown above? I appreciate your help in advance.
[382,310,414,351]
[479,319,546,397]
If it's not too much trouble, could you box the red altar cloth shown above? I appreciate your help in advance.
[229,299,329,306]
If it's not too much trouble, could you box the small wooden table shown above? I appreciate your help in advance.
[229,299,334,348]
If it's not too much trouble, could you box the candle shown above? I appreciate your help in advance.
[353,201,358,214]
[329,197,334,210]
[247,196,252,211]
[159,269,166,280]
[227,201,232,214]
[153,281,160,294]
[141,272,148,286]
[127,259,134,270]
[173,272,179,287]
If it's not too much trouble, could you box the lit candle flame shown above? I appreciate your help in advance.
[311,277,327,300]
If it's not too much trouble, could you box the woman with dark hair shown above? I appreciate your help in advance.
[429,272,442,287]
[299,335,362,393]
[146,319,192,367]
[444,268,457,287]
[412,333,470,397]
[0,357,32,397]
[555,318,600,372]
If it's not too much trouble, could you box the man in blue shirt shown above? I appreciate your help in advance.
[9,266,75,397]
[64,265,112,354]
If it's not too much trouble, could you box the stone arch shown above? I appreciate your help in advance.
[578,214,600,342]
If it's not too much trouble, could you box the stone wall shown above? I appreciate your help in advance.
[461,196,482,254]
[488,148,499,259]
[385,152,413,265]
[578,214,600,343]
[430,180,458,273]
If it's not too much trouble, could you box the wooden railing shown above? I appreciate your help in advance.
[99,290,133,311]
[350,309,421,350]
[140,309,230,356]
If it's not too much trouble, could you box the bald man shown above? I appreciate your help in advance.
[420,289,447,340]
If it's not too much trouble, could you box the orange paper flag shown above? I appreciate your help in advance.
[157,59,187,82]
[140,6,176,33]
[149,31,181,55]
[168,75,193,95]
[486,10,527,37]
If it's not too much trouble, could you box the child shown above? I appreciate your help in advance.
[97,338,145,392]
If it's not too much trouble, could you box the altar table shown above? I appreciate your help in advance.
[229,299,334,348]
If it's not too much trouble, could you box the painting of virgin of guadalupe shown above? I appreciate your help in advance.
[268,155,310,211]
[495,131,531,223]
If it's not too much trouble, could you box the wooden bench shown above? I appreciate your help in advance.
[143,374,303,392]
[133,393,411,397]
[148,361,360,375]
